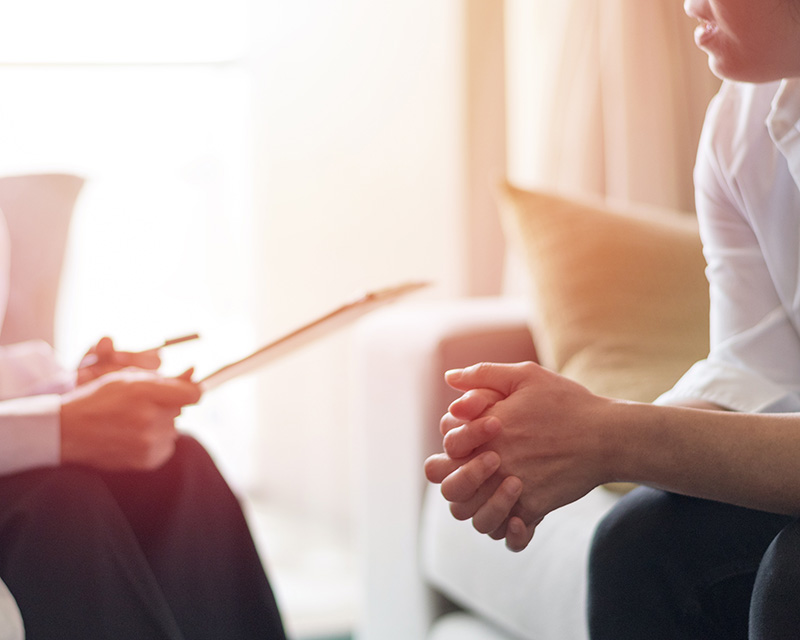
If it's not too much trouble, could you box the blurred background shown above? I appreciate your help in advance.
[0,2,474,637]
[0,1,718,638]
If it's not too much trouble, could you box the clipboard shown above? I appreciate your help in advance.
[199,281,430,391]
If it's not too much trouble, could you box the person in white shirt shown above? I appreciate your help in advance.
[0,221,286,637]
[425,0,800,637]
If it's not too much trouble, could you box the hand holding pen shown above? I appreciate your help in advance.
[76,333,200,386]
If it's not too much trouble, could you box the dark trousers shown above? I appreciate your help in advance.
[0,435,287,640]
[588,486,800,640]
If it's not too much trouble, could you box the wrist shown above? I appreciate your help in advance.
[58,386,93,466]
[596,399,655,485]
[58,395,75,464]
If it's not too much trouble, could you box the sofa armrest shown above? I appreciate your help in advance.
[350,296,536,640]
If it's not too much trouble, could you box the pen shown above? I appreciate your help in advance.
[157,333,201,348]
[81,333,200,367]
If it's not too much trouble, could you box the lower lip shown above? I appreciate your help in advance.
[694,22,717,48]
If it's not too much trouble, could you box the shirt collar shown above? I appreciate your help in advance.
[768,78,800,146]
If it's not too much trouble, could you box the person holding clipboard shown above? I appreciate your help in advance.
[0,262,424,639]
[0,230,287,638]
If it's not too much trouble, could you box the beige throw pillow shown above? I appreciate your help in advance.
[497,181,709,405]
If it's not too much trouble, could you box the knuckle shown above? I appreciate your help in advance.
[489,525,507,540]
[449,501,474,522]
[473,499,513,536]
[472,515,496,535]
[439,412,457,435]
[478,416,498,438]
[471,362,493,376]
[457,463,481,489]
[442,428,463,457]
[135,405,159,426]
[518,360,538,376]
[440,479,462,503]
[423,455,446,483]
[473,388,498,403]
[442,467,476,502]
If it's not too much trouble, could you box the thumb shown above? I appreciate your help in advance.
[95,336,115,358]
[176,367,195,382]
[445,361,530,395]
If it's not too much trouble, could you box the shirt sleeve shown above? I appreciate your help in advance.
[0,340,75,399]
[0,394,61,475]
[0,206,75,475]
[657,86,800,413]
[0,340,74,476]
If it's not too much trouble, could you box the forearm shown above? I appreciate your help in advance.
[609,400,800,515]
[431,362,800,551]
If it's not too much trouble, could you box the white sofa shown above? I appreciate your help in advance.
[351,183,710,639]
[352,297,621,640]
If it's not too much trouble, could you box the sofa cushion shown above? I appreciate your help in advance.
[429,611,524,640]
[421,485,619,640]
[497,182,709,404]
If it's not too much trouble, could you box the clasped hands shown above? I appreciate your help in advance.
[424,361,611,552]
[61,336,202,472]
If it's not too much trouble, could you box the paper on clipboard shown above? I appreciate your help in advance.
[199,281,430,392]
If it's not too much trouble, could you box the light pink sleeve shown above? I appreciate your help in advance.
[0,212,73,475]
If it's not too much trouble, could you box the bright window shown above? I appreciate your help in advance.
[0,0,247,63]
[0,0,257,490]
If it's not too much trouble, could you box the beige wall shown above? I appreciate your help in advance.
[246,0,484,528]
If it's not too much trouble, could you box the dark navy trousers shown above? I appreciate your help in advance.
[588,486,800,639]
[0,435,286,640]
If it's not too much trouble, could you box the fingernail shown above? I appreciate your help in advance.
[445,368,463,378]
[485,416,501,435]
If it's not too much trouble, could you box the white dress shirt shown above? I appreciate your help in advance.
[657,79,800,413]
[0,212,73,476]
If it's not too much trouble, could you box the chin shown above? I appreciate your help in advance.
[706,49,800,83]
[708,58,781,84]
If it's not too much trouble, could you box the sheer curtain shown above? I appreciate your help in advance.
[506,0,721,212]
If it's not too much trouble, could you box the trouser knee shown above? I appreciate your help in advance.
[0,466,122,539]
[750,518,800,640]
[587,487,706,637]
[589,487,678,590]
